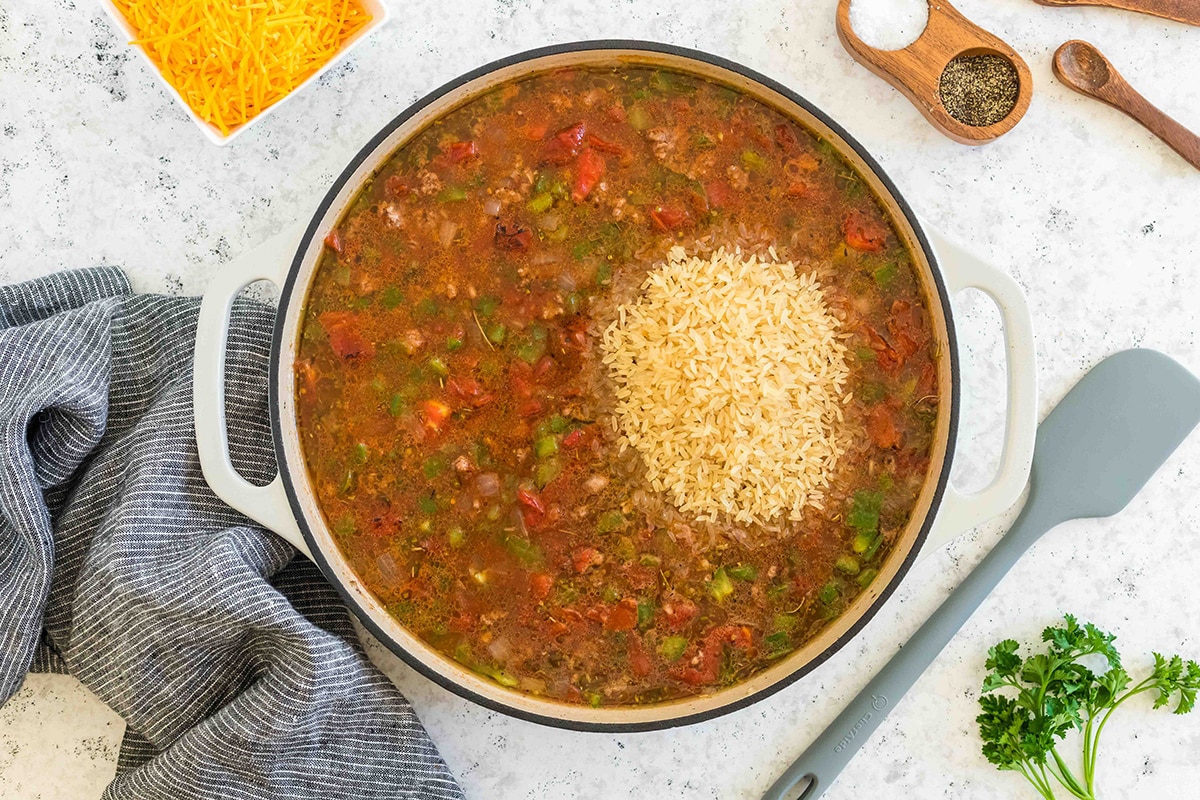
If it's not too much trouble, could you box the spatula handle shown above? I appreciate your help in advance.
[761,495,1059,800]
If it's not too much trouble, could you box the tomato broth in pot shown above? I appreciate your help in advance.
[194,41,1035,731]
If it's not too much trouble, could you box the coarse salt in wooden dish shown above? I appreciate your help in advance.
[97,0,391,146]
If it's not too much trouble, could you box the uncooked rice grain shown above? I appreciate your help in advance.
[600,246,849,526]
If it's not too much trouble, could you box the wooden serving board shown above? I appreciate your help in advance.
[836,0,1033,145]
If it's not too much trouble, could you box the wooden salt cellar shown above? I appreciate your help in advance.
[835,0,1033,145]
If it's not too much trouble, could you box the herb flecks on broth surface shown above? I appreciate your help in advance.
[295,66,940,706]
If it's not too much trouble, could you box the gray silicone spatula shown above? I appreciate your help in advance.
[763,349,1200,800]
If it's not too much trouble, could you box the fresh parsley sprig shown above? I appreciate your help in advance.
[976,614,1200,799]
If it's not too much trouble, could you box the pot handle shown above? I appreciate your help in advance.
[917,228,1037,562]
[193,224,313,560]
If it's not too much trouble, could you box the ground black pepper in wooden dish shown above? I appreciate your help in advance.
[938,53,1019,127]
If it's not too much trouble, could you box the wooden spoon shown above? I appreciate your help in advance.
[1053,40,1200,170]
[1032,0,1200,27]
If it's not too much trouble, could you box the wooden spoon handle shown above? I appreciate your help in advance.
[1094,76,1200,169]
[1108,84,1200,169]
[1032,0,1200,27]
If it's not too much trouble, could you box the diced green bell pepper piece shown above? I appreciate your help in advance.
[658,635,688,662]
[534,436,559,459]
[727,564,758,582]
[835,555,861,575]
[709,567,735,602]
[596,510,625,533]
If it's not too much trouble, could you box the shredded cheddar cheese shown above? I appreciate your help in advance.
[112,0,372,136]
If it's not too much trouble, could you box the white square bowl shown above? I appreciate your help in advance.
[96,0,391,146]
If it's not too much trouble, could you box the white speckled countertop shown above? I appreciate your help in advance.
[2,0,1199,798]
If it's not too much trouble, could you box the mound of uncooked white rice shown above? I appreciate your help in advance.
[600,246,849,525]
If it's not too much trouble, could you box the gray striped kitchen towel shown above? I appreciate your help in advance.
[0,267,464,800]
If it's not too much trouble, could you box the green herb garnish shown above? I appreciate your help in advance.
[847,490,883,534]
[977,614,1200,799]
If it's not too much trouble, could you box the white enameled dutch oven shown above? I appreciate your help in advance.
[193,41,1037,732]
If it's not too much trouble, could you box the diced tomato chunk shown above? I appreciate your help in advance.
[446,375,494,409]
[572,147,606,202]
[517,487,545,514]
[419,399,452,432]
[867,405,902,449]
[786,180,810,198]
[447,375,478,399]
[518,489,545,529]
[720,625,754,650]
[517,399,545,417]
[561,428,584,448]
[384,175,409,198]
[671,625,752,686]
[650,204,690,231]
[628,635,652,677]
[323,229,343,254]
[584,133,624,155]
[494,223,532,252]
[843,210,887,252]
[510,366,534,399]
[533,355,556,381]
[440,140,479,164]
[447,612,476,633]
[521,506,544,530]
[705,180,731,209]
[775,123,799,153]
[606,103,627,123]
[891,330,919,362]
[673,657,715,686]
[868,327,903,374]
[559,319,589,352]
[530,572,554,600]
[662,596,698,631]
[318,312,373,360]
[917,361,937,398]
[573,546,604,574]
[887,300,925,359]
[543,122,586,165]
[604,598,638,632]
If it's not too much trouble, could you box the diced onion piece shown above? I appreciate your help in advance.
[475,472,501,497]
[376,553,399,583]
[584,474,609,494]
[487,637,512,661]
[439,219,461,248]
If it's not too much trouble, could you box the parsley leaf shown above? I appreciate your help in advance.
[846,490,883,534]
[977,615,1200,799]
